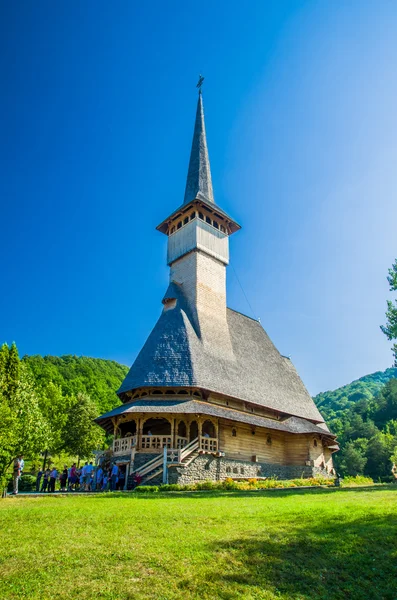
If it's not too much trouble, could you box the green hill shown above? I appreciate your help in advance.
[314,368,397,480]
[314,367,397,421]
[23,354,128,414]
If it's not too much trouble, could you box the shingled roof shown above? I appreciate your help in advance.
[117,284,325,424]
[96,398,334,443]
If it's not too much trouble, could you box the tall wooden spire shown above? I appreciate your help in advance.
[183,92,214,206]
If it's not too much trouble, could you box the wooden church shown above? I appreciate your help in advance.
[96,90,337,486]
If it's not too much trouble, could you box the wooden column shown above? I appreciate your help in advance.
[170,416,175,449]
[137,417,143,451]
[216,419,220,452]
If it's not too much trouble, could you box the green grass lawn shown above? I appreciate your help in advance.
[0,487,396,600]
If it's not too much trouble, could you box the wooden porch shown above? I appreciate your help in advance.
[111,412,219,457]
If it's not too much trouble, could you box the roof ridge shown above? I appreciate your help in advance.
[226,306,260,322]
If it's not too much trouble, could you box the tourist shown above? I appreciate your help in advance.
[41,468,50,492]
[60,466,68,491]
[11,455,22,495]
[49,467,58,493]
[101,473,108,491]
[147,430,153,436]
[81,462,88,490]
[117,469,126,491]
[110,463,119,491]
[96,466,103,490]
[35,468,43,492]
[85,462,93,490]
[69,463,77,491]
[78,468,84,490]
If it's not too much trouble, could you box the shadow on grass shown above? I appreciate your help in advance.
[202,513,397,600]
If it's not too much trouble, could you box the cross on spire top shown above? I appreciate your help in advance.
[196,74,204,94]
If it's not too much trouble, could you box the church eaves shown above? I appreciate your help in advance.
[183,92,214,206]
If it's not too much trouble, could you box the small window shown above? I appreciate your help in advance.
[151,390,162,395]
[232,428,237,437]
[165,390,176,395]
[141,392,148,397]
[226,401,229,406]
[177,390,188,395]
[204,462,210,471]
[190,212,196,220]
[198,212,204,220]
[251,430,256,435]
[220,225,226,233]
[177,221,182,229]
[213,221,219,229]
[226,466,231,474]
[233,467,238,474]
[240,467,244,475]
[266,435,272,445]
[206,216,211,224]
[170,226,175,234]
[184,216,189,225]
[313,439,318,447]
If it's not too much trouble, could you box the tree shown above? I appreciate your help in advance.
[381,259,397,366]
[63,392,105,462]
[364,432,395,479]
[38,382,72,457]
[338,440,367,476]
[0,344,50,491]
[371,379,397,429]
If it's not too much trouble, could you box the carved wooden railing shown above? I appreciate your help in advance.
[200,436,218,452]
[113,436,136,455]
[179,437,199,463]
[141,436,172,450]
[176,436,188,449]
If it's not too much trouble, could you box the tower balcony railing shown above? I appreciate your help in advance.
[113,436,136,455]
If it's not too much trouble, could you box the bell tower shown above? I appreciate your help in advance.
[156,89,240,358]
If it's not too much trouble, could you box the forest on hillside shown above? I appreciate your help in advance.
[0,344,128,487]
[23,354,127,414]
[314,369,397,480]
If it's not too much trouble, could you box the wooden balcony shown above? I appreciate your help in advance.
[176,436,188,449]
[112,434,218,456]
[200,435,218,452]
[141,435,172,450]
[113,436,136,455]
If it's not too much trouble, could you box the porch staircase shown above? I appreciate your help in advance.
[132,437,200,486]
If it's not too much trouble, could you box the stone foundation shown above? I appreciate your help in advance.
[168,455,332,484]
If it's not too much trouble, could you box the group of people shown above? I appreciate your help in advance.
[35,462,126,493]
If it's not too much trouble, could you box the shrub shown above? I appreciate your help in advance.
[158,484,181,492]
[7,474,37,493]
[195,480,218,490]
[222,477,238,490]
[135,485,159,493]
[341,475,374,487]
[247,478,257,486]
[256,478,280,489]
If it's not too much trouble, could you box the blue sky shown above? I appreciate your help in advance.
[1,1,396,395]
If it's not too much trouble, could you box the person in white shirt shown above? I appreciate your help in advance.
[85,462,93,490]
